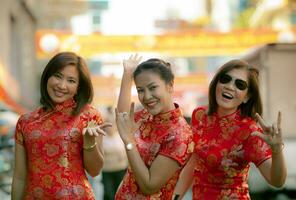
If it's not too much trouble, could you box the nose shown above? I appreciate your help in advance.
[143,90,152,101]
[224,80,235,90]
[57,79,67,89]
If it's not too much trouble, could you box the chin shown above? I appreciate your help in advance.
[147,107,162,116]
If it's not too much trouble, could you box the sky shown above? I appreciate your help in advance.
[73,0,208,35]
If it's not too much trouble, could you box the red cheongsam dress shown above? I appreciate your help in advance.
[191,106,272,200]
[14,99,103,200]
[115,104,194,200]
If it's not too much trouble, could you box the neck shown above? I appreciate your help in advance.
[217,107,238,117]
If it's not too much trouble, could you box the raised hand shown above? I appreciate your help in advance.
[82,122,112,146]
[123,54,142,74]
[115,102,140,144]
[252,111,284,153]
[83,122,112,137]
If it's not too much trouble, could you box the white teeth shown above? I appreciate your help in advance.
[147,101,157,107]
[222,92,233,99]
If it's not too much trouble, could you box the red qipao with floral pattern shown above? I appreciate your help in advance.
[115,104,194,200]
[191,107,272,200]
[14,99,103,200]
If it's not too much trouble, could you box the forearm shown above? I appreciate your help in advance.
[173,155,196,199]
[117,71,133,112]
[270,146,287,187]
[173,173,193,199]
[125,147,154,194]
[83,137,104,177]
[11,177,26,200]
[12,143,27,200]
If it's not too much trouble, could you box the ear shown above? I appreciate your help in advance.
[167,80,174,93]
[243,95,250,104]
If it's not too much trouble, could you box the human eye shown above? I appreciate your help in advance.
[137,88,144,93]
[53,73,62,79]
[149,85,158,90]
[68,79,77,84]
[235,79,248,90]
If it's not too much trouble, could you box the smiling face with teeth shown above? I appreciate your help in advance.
[215,68,249,116]
[208,59,262,118]
[47,65,79,104]
[134,70,175,116]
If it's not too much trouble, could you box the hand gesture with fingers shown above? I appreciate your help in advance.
[252,111,284,153]
[115,102,140,144]
[82,121,112,146]
[123,54,142,74]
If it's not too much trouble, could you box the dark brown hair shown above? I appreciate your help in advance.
[133,58,174,84]
[208,59,262,119]
[40,52,93,115]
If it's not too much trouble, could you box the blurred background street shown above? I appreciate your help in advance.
[1,0,296,199]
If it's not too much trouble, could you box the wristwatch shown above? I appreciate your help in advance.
[125,142,134,151]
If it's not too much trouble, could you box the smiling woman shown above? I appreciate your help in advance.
[114,54,194,200]
[174,59,287,200]
[46,64,79,104]
[11,52,111,200]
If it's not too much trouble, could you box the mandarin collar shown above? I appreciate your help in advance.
[148,103,182,124]
[53,98,76,113]
[215,109,240,121]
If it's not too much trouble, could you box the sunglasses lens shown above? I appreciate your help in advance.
[235,80,248,90]
[219,74,248,90]
[219,74,232,84]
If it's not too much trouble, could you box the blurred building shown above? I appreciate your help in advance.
[2,0,296,112]
[0,0,37,112]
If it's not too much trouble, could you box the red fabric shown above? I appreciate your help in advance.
[14,99,103,200]
[191,107,272,200]
[115,104,194,200]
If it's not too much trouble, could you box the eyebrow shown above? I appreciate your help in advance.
[226,73,247,82]
[136,82,157,89]
[56,71,78,81]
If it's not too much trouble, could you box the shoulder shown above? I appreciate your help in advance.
[15,107,42,130]
[191,106,207,123]
[237,116,263,141]
[166,115,193,141]
[80,104,101,116]
[240,116,261,132]
[18,107,42,123]
[79,104,103,122]
[134,108,150,122]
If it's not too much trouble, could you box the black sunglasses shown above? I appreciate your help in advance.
[219,74,248,90]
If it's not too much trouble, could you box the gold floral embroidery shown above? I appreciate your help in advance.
[59,156,69,168]
[45,144,59,157]
[187,141,195,153]
[42,175,53,188]
[207,154,218,166]
[43,119,54,131]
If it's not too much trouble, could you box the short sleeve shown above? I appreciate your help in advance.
[134,109,149,123]
[244,122,272,167]
[191,106,207,141]
[158,122,194,166]
[14,115,26,146]
[191,107,206,126]
[80,105,103,127]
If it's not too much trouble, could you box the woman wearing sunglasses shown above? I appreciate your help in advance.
[173,59,286,200]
